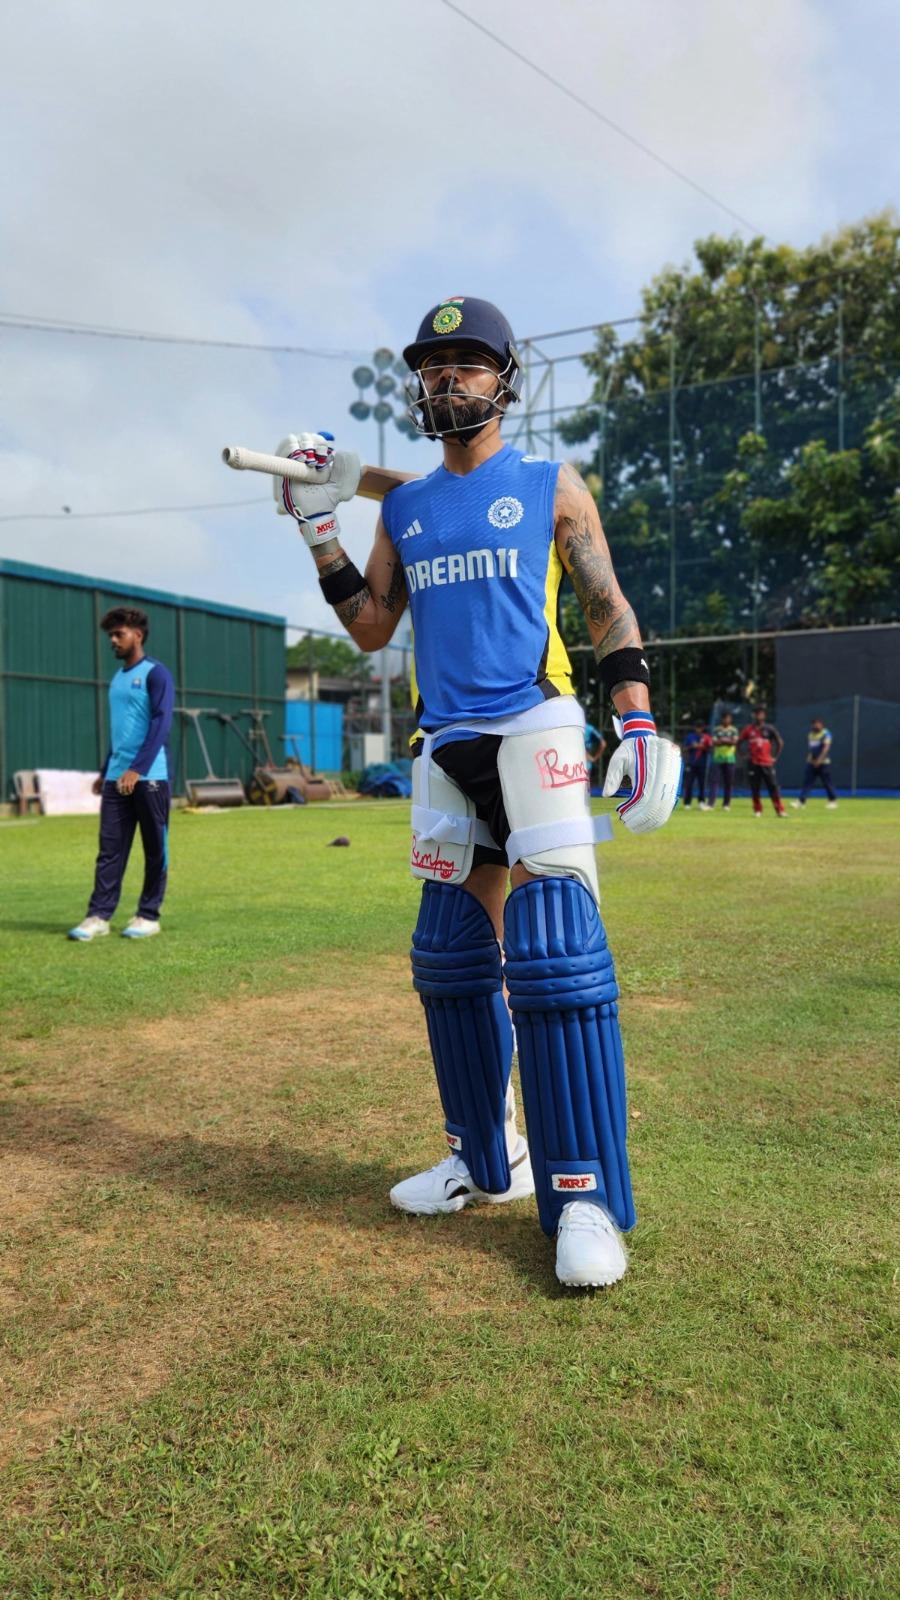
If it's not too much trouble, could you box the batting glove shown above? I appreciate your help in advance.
[603,710,682,834]
[273,432,362,551]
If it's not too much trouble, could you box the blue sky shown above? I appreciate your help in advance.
[1,0,897,636]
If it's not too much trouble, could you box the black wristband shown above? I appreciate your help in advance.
[319,563,368,606]
[598,646,651,695]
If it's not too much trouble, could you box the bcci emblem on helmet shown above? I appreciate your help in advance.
[432,302,464,334]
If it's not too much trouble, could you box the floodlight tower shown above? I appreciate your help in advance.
[349,348,419,760]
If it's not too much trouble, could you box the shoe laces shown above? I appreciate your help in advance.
[560,1201,617,1235]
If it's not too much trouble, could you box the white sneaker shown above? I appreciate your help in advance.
[790,799,803,809]
[67,915,110,941]
[390,1138,533,1216]
[556,1201,628,1288]
[698,802,711,811]
[827,801,838,809]
[121,916,161,939]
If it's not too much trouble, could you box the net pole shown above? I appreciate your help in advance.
[668,322,677,730]
[307,630,317,772]
[837,282,846,451]
[377,418,392,763]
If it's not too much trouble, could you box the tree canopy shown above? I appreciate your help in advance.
[286,633,372,679]
[558,212,900,644]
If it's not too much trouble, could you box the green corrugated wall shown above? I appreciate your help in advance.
[0,561,286,799]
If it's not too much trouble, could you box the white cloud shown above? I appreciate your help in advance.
[0,0,886,635]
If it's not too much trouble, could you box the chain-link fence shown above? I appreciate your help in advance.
[282,276,900,783]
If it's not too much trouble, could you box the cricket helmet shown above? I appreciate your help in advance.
[402,296,523,442]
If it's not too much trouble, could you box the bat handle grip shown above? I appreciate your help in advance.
[221,445,317,484]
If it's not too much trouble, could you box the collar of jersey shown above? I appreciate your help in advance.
[437,443,511,484]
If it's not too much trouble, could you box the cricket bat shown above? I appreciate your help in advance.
[221,445,416,502]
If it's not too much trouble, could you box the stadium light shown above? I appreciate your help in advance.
[348,349,421,761]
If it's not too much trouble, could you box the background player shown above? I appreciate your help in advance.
[704,710,738,810]
[791,716,838,808]
[681,719,712,808]
[273,297,680,1289]
[738,704,786,818]
[584,721,607,786]
[68,608,175,941]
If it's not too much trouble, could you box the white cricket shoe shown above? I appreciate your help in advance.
[121,916,161,939]
[790,799,804,809]
[67,916,110,941]
[390,1138,533,1216]
[556,1201,628,1289]
[826,800,838,809]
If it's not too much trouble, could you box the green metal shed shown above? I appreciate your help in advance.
[0,560,286,800]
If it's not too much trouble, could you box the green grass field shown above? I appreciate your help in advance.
[0,799,897,1598]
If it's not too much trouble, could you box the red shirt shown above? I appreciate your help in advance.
[739,723,780,766]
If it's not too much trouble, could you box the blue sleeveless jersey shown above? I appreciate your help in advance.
[382,445,573,735]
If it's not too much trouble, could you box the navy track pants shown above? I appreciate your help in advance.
[798,761,837,802]
[88,781,170,921]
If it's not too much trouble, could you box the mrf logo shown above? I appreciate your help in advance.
[445,1132,463,1151]
[536,747,590,789]
[551,1173,597,1192]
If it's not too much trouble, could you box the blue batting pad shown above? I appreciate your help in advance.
[411,882,513,1194]
[504,878,636,1235]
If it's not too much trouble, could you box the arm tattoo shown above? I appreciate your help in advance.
[334,587,372,626]
[379,558,405,614]
[558,467,643,658]
[561,518,619,626]
[315,551,350,578]
[593,607,642,661]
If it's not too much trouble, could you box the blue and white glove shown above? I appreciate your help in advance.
[602,710,682,834]
[273,432,361,551]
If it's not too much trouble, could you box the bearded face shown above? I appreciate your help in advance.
[426,376,499,437]
[407,349,508,440]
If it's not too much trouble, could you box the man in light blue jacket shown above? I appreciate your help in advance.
[69,606,175,941]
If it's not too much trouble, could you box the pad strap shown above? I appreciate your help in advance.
[411,804,497,849]
[506,813,613,866]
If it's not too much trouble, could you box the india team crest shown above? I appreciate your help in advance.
[432,302,464,334]
[487,495,524,529]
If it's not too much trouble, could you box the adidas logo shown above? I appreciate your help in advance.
[402,519,422,540]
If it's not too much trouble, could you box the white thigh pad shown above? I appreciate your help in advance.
[410,757,498,883]
[497,723,605,901]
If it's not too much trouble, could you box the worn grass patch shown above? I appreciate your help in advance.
[0,801,897,1597]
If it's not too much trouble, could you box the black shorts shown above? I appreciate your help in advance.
[431,735,509,870]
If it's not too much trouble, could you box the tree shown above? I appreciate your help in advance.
[285,634,372,679]
[558,212,900,647]
[735,398,900,625]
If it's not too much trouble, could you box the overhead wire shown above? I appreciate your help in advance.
[0,311,366,358]
[0,497,268,524]
[436,0,763,236]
